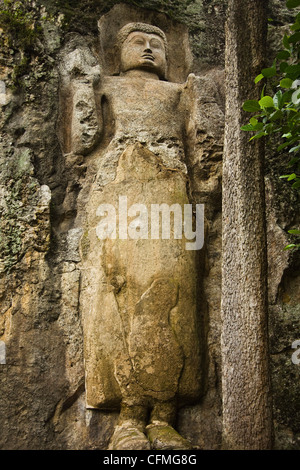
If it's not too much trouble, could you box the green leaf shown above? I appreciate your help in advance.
[265,123,274,134]
[283,244,297,250]
[287,173,297,180]
[280,62,289,74]
[292,179,300,188]
[259,96,274,108]
[280,78,293,88]
[291,22,300,31]
[282,89,294,104]
[289,145,300,152]
[288,229,300,234]
[283,34,290,49]
[241,121,264,132]
[243,100,261,112]
[288,31,300,43]
[276,50,291,60]
[284,64,300,78]
[249,131,267,141]
[273,90,283,109]
[241,124,255,131]
[262,66,276,78]
[289,156,300,165]
[286,0,300,9]
[270,109,283,121]
[254,74,264,84]
[278,141,294,151]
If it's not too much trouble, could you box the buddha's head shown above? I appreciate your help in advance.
[116,23,168,79]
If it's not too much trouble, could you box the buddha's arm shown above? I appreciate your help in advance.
[58,45,103,156]
[183,72,225,168]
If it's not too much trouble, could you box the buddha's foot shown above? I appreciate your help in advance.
[146,423,193,450]
[108,423,151,450]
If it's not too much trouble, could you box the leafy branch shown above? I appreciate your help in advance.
[242,0,300,250]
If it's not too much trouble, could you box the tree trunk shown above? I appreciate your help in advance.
[221,0,273,449]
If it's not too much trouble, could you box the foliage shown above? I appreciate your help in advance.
[242,0,300,250]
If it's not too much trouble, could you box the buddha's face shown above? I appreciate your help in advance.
[120,31,167,78]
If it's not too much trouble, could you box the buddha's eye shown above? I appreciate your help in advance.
[150,40,163,49]
[132,37,145,46]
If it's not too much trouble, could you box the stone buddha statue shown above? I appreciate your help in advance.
[118,23,168,80]
[64,22,205,450]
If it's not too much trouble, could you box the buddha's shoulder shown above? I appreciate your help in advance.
[101,75,185,91]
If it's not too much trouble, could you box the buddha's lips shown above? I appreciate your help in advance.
[142,54,155,61]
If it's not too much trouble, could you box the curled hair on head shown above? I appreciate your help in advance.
[116,22,168,58]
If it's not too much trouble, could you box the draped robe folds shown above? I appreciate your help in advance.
[78,74,203,409]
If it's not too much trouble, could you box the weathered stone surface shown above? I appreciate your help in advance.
[97,4,193,83]
[146,423,193,450]
[0,0,299,451]
[81,144,202,410]
[72,19,215,449]
[0,1,225,449]
[108,422,151,450]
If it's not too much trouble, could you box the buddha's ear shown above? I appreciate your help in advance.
[161,64,168,81]
[112,44,121,76]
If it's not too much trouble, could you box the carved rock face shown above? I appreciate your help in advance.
[81,144,202,411]
[120,31,167,79]
[56,12,224,449]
